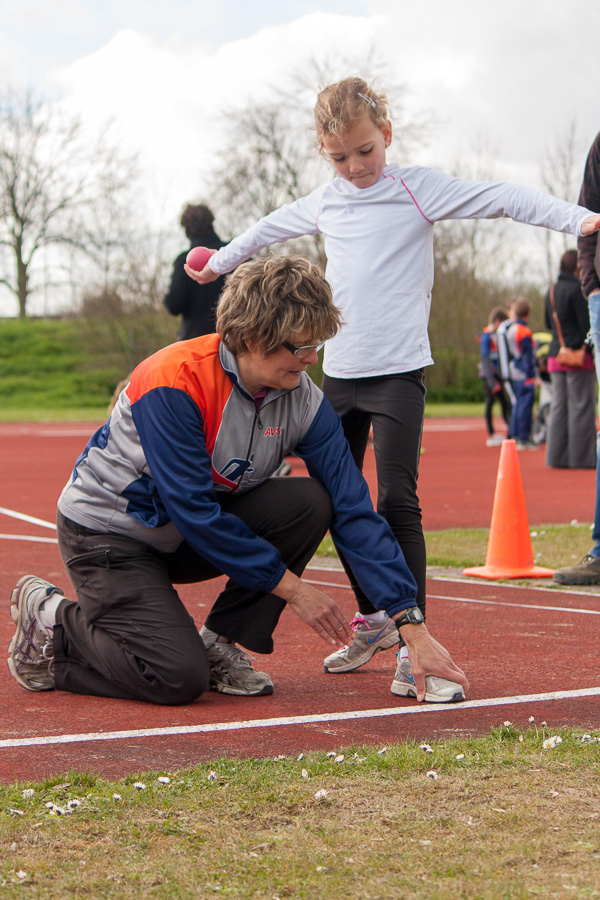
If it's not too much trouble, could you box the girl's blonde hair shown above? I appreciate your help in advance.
[217,255,342,356]
[314,76,390,151]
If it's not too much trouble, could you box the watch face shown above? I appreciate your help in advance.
[401,608,424,625]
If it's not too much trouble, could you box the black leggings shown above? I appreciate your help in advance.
[483,380,511,436]
[322,370,427,617]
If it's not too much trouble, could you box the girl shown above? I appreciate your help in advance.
[186,76,600,701]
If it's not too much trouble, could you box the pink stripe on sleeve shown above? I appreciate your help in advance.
[400,178,434,224]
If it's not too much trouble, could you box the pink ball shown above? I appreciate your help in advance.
[186,246,213,271]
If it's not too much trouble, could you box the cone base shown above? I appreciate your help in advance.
[463,564,554,580]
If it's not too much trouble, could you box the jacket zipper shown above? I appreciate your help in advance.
[237,407,263,488]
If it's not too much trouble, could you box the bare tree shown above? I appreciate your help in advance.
[0,87,138,317]
[539,119,585,281]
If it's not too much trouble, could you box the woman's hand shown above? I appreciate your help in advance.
[581,215,600,236]
[273,570,354,647]
[396,619,470,702]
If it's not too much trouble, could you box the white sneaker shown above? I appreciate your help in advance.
[323,615,398,673]
[391,654,465,703]
[485,434,504,447]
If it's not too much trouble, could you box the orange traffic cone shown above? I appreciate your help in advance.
[463,439,554,579]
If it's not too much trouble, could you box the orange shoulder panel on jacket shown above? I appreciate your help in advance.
[126,335,233,451]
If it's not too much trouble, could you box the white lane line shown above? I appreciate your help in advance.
[305,578,352,590]
[1,687,599,750]
[306,579,600,617]
[0,507,56,530]
[0,534,58,544]
[0,426,94,437]
[432,575,600,599]
[429,593,600,617]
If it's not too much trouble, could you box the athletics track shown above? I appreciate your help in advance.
[1,418,599,782]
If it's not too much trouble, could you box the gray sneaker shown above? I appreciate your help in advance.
[553,554,600,586]
[323,615,399,673]
[205,638,273,696]
[8,575,61,692]
[391,654,466,703]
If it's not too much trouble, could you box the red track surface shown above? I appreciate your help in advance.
[1,418,599,782]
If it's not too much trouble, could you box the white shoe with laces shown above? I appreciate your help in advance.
[391,653,466,703]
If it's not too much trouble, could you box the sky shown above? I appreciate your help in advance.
[1,0,599,313]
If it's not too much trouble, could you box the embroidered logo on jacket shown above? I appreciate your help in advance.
[219,455,255,481]
[263,426,282,437]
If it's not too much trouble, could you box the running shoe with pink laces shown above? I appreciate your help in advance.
[323,614,399,673]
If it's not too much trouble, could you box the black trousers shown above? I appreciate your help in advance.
[322,370,427,616]
[483,380,512,436]
[53,477,332,705]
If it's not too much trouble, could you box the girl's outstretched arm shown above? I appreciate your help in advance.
[186,187,325,285]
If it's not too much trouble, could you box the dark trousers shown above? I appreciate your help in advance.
[322,370,426,616]
[546,369,597,469]
[483,381,512,436]
[54,477,332,705]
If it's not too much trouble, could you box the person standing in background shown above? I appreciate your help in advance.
[555,133,600,584]
[504,299,537,450]
[164,204,226,340]
[544,249,596,469]
[479,306,511,446]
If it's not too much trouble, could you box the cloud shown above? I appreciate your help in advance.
[50,13,381,222]
[372,0,600,183]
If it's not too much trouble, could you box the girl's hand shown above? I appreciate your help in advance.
[184,262,220,284]
[581,214,600,236]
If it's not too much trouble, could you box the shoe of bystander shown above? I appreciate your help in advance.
[553,554,600,586]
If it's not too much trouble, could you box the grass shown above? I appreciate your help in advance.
[2,726,600,898]
[0,319,120,416]
[0,401,485,424]
[0,407,106,422]
[317,523,594,573]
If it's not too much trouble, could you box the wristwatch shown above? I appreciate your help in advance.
[394,607,425,629]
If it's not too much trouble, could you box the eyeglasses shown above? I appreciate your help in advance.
[283,340,326,360]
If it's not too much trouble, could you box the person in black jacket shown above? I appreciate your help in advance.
[164,204,227,340]
[554,133,600,584]
[544,249,596,468]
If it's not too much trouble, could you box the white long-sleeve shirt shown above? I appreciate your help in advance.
[209,164,593,379]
